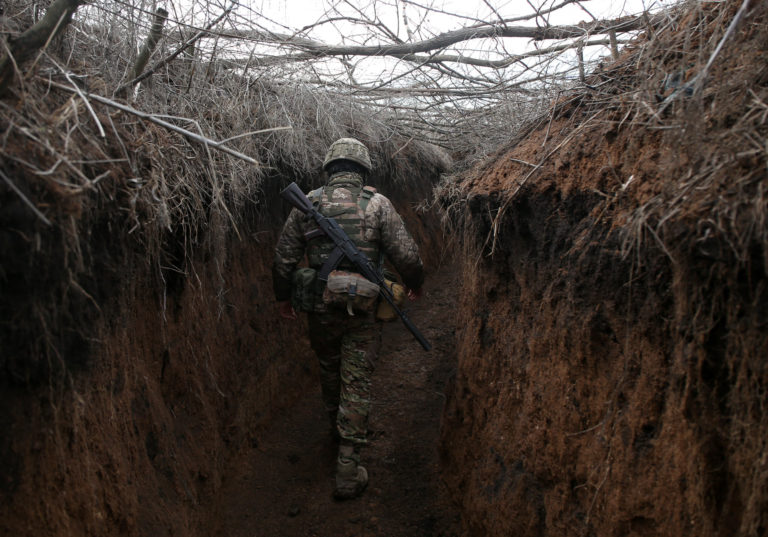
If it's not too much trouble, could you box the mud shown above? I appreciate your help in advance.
[214,262,460,537]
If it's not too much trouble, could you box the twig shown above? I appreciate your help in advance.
[391,137,414,158]
[695,0,753,93]
[509,158,538,167]
[44,79,260,166]
[0,39,24,95]
[542,90,560,147]
[219,126,293,144]
[585,447,612,526]
[0,168,52,226]
[48,57,106,138]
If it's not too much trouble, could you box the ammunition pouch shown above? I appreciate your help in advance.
[291,267,319,312]
[375,279,407,321]
[323,270,379,315]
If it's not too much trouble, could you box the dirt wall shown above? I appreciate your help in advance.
[0,226,312,535]
[442,186,753,536]
[0,150,446,537]
[443,151,768,537]
[440,2,768,535]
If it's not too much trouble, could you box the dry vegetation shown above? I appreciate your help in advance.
[0,0,457,383]
[1,0,766,534]
[0,0,667,383]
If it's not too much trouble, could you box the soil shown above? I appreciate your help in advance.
[439,2,768,536]
[0,239,460,537]
[212,262,460,537]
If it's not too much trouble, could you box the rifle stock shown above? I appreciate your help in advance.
[279,182,431,351]
[280,182,314,213]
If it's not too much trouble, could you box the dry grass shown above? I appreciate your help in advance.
[441,0,767,276]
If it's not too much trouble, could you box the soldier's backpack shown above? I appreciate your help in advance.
[322,270,380,315]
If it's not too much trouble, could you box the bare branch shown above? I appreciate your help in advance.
[114,1,235,96]
[226,37,629,70]
[224,13,661,66]
[0,168,52,226]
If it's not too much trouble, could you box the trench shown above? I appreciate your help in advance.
[3,3,768,534]
[0,182,464,536]
[212,262,460,537]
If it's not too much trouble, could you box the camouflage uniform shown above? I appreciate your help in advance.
[273,172,424,447]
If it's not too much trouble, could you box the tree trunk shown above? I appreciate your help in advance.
[117,7,168,98]
[0,0,85,95]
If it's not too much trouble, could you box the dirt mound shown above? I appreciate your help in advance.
[441,1,768,535]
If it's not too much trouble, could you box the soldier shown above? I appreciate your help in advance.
[272,137,424,500]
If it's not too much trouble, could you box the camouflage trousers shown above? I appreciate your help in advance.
[308,310,382,446]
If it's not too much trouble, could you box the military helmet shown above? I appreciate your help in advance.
[322,138,372,171]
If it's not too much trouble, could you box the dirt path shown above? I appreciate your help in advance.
[214,263,461,537]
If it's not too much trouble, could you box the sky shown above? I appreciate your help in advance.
[219,0,679,86]
[245,0,672,40]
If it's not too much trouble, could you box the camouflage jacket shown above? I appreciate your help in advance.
[272,172,424,302]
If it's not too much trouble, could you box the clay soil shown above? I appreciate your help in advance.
[212,262,461,537]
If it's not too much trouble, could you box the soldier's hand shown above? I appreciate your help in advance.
[278,301,298,320]
[407,288,423,301]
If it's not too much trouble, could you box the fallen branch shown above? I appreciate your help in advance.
[233,12,662,66]
[45,79,260,165]
[696,0,753,92]
[237,37,630,70]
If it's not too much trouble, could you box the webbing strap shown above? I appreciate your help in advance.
[359,186,375,213]
[308,181,378,271]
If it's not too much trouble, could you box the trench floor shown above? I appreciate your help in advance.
[214,262,461,537]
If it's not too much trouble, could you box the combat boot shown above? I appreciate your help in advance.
[333,443,368,500]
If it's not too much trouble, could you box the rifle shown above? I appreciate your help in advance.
[280,181,432,351]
